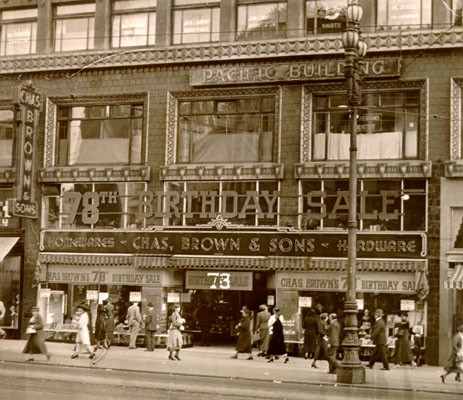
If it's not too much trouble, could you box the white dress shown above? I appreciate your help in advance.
[76,312,90,346]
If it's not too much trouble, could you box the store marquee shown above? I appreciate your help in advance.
[185,270,253,291]
[276,271,416,294]
[44,265,162,287]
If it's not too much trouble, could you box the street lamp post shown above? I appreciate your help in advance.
[336,0,367,384]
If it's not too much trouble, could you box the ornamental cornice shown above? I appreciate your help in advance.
[1,29,463,75]
[444,160,463,178]
[160,163,284,181]
[0,168,15,183]
[294,160,432,179]
[38,165,151,183]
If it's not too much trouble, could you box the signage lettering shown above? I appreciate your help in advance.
[190,59,401,86]
[186,271,252,291]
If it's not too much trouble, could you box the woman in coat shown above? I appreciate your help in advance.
[167,304,185,361]
[392,312,416,367]
[94,304,107,349]
[71,303,95,359]
[23,306,50,361]
[231,307,253,360]
[441,324,463,383]
[267,307,289,363]
[302,308,319,359]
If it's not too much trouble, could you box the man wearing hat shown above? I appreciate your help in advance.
[367,308,390,370]
[126,301,142,349]
[143,302,158,351]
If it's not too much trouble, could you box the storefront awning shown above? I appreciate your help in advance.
[445,264,463,290]
[168,256,268,270]
[0,237,19,264]
[134,256,170,268]
[38,253,133,267]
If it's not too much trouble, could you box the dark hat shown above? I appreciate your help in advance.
[273,307,280,312]
[77,303,88,311]
[174,303,180,308]
[31,306,40,311]
[147,302,153,307]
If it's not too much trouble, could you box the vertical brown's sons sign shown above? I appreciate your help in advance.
[13,83,41,218]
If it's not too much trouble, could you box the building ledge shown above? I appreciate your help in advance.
[295,160,432,179]
[38,166,150,183]
[445,160,463,177]
[0,168,15,183]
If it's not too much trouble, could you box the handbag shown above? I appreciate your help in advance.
[252,332,260,343]
[26,327,36,334]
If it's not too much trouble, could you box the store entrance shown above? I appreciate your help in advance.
[185,289,269,345]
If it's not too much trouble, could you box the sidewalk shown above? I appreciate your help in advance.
[0,339,462,396]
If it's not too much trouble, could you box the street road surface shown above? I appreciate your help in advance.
[0,361,460,400]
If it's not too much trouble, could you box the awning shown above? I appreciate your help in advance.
[38,253,133,267]
[134,256,170,268]
[445,264,463,290]
[0,237,19,264]
[168,256,268,270]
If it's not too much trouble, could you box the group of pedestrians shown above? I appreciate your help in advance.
[231,305,289,364]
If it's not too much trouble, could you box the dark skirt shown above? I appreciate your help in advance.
[23,331,48,355]
[236,329,252,353]
[268,319,287,356]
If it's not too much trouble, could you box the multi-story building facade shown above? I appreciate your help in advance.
[0,0,462,365]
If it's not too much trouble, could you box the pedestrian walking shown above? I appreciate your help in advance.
[22,306,50,362]
[126,301,142,349]
[94,304,107,349]
[367,308,390,370]
[71,303,95,359]
[103,300,115,347]
[254,304,271,357]
[167,304,185,361]
[312,312,328,368]
[0,299,6,338]
[267,307,289,363]
[143,302,158,351]
[231,307,253,360]
[302,308,319,359]
[326,313,341,374]
[441,324,463,383]
[392,312,416,367]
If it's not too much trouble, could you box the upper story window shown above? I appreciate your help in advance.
[56,103,144,166]
[237,1,287,40]
[112,0,156,48]
[177,95,276,164]
[173,0,219,44]
[43,182,146,230]
[377,0,431,31]
[301,179,426,231]
[0,8,37,56]
[0,109,15,167]
[306,0,346,34]
[54,3,95,52]
[312,91,419,161]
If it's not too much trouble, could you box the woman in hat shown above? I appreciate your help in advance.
[392,312,416,368]
[23,306,50,361]
[167,304,185,361]
[231,307,253,360]
[267,307,289,363]
[71,303,95,359]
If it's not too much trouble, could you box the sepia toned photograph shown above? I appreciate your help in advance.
[0,0,463,399]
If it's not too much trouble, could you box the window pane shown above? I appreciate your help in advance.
[178,8,214,44]
[237,3,287,40]
[56,17,93,51]
[3,9,38,19]
[222,181,256,226]
[56,4,96,15]
[0,109,14,167]
[114,0,156,11]
[306,0,347,34]
[113,12,155,47]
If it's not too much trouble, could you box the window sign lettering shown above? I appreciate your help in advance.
[186,271,252,291]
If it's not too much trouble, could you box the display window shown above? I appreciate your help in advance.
[0,255,20,329]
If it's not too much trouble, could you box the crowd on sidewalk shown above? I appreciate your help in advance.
[14,301,463,387]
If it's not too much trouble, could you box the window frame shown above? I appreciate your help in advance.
[376,0,432,31]
[172,0,220,45]
[0,107,16,168]
[111,0,157,48]
[0,8,37,56]
[305,0,347,35]
[54,3,95,52]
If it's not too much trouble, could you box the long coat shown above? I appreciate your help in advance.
[23,314,48,355]
[444,332,463,374]
[392,321,414,364]
[268,317,287,356]
[302,315,319,354]
[371,317,387,345]
[327,319,341,347]
[235,315,252,353]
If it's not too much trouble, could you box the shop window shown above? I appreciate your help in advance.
[0,255,20,329]
[237,1,287,41]
[112,0,156,48]
[56,103,144,166]
[377,0,432,31]
[0,187,20,229]
[165,181,279,227]
[177,96,275,164]
[0,109,15,167]
[301,179,426,231]
[42,182,146,230]
[0,8,37,56]
[305,0,346,35]
[54,3,95,52]
[312,91,419,161]
[172,0,219,44]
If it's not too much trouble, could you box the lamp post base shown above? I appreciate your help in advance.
[336,364,366,384]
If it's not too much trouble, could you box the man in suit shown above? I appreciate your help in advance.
[126,301,142,349]
[326,313,341,373]
[255,304,271,357]
[143,302,158,351]
[367,308,390,370]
